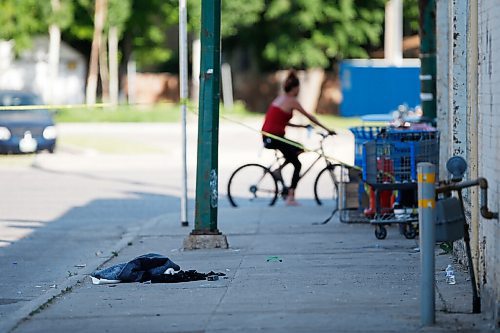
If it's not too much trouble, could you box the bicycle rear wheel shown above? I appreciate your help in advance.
[227,163,278,207]
[314,165,339,206]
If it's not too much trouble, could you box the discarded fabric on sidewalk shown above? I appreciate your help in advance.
[91,253,180,284]
[90,253,225,285]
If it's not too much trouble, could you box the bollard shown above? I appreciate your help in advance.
[338,165,346,211]
[418,162,436,326]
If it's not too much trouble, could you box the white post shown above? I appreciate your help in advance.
[179,0,189,227]
[127,58,136,105]
[384,0,403,66]
[48,0,61,104]
[221,63,234,111]
[418,163,436,326]
[191,38,201,103]
[108,26,119,106]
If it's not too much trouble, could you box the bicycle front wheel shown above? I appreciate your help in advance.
[227,163,278,208]
[314,165,339,206]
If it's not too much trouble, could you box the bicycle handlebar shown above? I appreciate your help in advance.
[317,131,335,139]
[305,124,336,137]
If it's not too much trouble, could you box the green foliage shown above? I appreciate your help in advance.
[107,0,132,35]
[0,0,46,52]
[43,0,75,30]
[66,0,131,40]
[403,0,420,35]
[221,0,265,38]
[0,0,422,72]
[0,0,75,53]
[65,0,94,41]
[187,0,264,38]
[257,0,387,68]
[123,0,178,69]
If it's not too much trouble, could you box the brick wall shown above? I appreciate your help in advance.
[478,0,500,324]
[126,71,341,114]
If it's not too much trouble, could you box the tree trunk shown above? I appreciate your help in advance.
[297,68,325,114]
[108,26,119,106]
[86,0,107,105]
[48,0,61,104]
[191,38,200,103]
[118,31,133,93]
[99,33,110,103]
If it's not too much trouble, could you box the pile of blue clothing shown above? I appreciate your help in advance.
[90,253,224,284]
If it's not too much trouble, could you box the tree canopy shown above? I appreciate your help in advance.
[261,0,387,68]
[0,0,420,70]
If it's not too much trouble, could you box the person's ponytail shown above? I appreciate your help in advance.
[283,70,300,93]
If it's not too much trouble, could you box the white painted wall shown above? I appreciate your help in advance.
[0,37,85,104]
[477,0,500,322]
[437,0,500,324]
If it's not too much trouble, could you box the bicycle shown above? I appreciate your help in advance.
[227,132,342,208]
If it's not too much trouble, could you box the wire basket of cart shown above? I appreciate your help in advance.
[362,129,439,239]
[333,126,385,224]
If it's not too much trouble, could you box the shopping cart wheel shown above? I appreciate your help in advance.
[374,225,387,240]
[402,224,417,239]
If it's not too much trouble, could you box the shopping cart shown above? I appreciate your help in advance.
[333,126,385,224]
[361,130,439,239]
[350,126,385,167]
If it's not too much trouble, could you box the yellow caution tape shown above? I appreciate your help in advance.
[0,100,181,111]
[0,99,358,170]
[0,103,113,111]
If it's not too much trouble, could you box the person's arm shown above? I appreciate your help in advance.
[291,99,336,134]
[286,123,309,128]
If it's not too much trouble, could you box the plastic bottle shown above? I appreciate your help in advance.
[445,264,456,285]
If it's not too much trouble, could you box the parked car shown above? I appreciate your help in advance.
[0,90,57,154]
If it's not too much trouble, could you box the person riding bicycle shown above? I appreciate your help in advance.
[261,70,336,206]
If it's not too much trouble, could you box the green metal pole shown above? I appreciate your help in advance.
[419,0,437,120]
[192,0,221,235]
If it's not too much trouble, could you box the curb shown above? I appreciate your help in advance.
[0,214,168,333]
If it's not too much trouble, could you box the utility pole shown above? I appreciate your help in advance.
[385,0,403,66]
[179,0,189,227]
[183,0,228,250]
[419,0,437,120]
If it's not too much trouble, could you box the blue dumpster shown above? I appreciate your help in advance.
[340,59,421,117]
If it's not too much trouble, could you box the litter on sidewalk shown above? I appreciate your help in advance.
[90,253,225,285]
[266,256,283,262]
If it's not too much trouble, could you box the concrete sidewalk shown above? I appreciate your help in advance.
[5,204,495,333]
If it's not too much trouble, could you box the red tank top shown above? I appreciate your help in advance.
[261,105,292,137]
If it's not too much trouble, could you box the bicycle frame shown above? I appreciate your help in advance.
[226,132,341,208]
[267,133,336,186]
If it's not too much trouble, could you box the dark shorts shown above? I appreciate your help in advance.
[263,135,303,189]
[262,135,304,156]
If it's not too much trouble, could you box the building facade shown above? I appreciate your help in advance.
[436,0,499,326]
